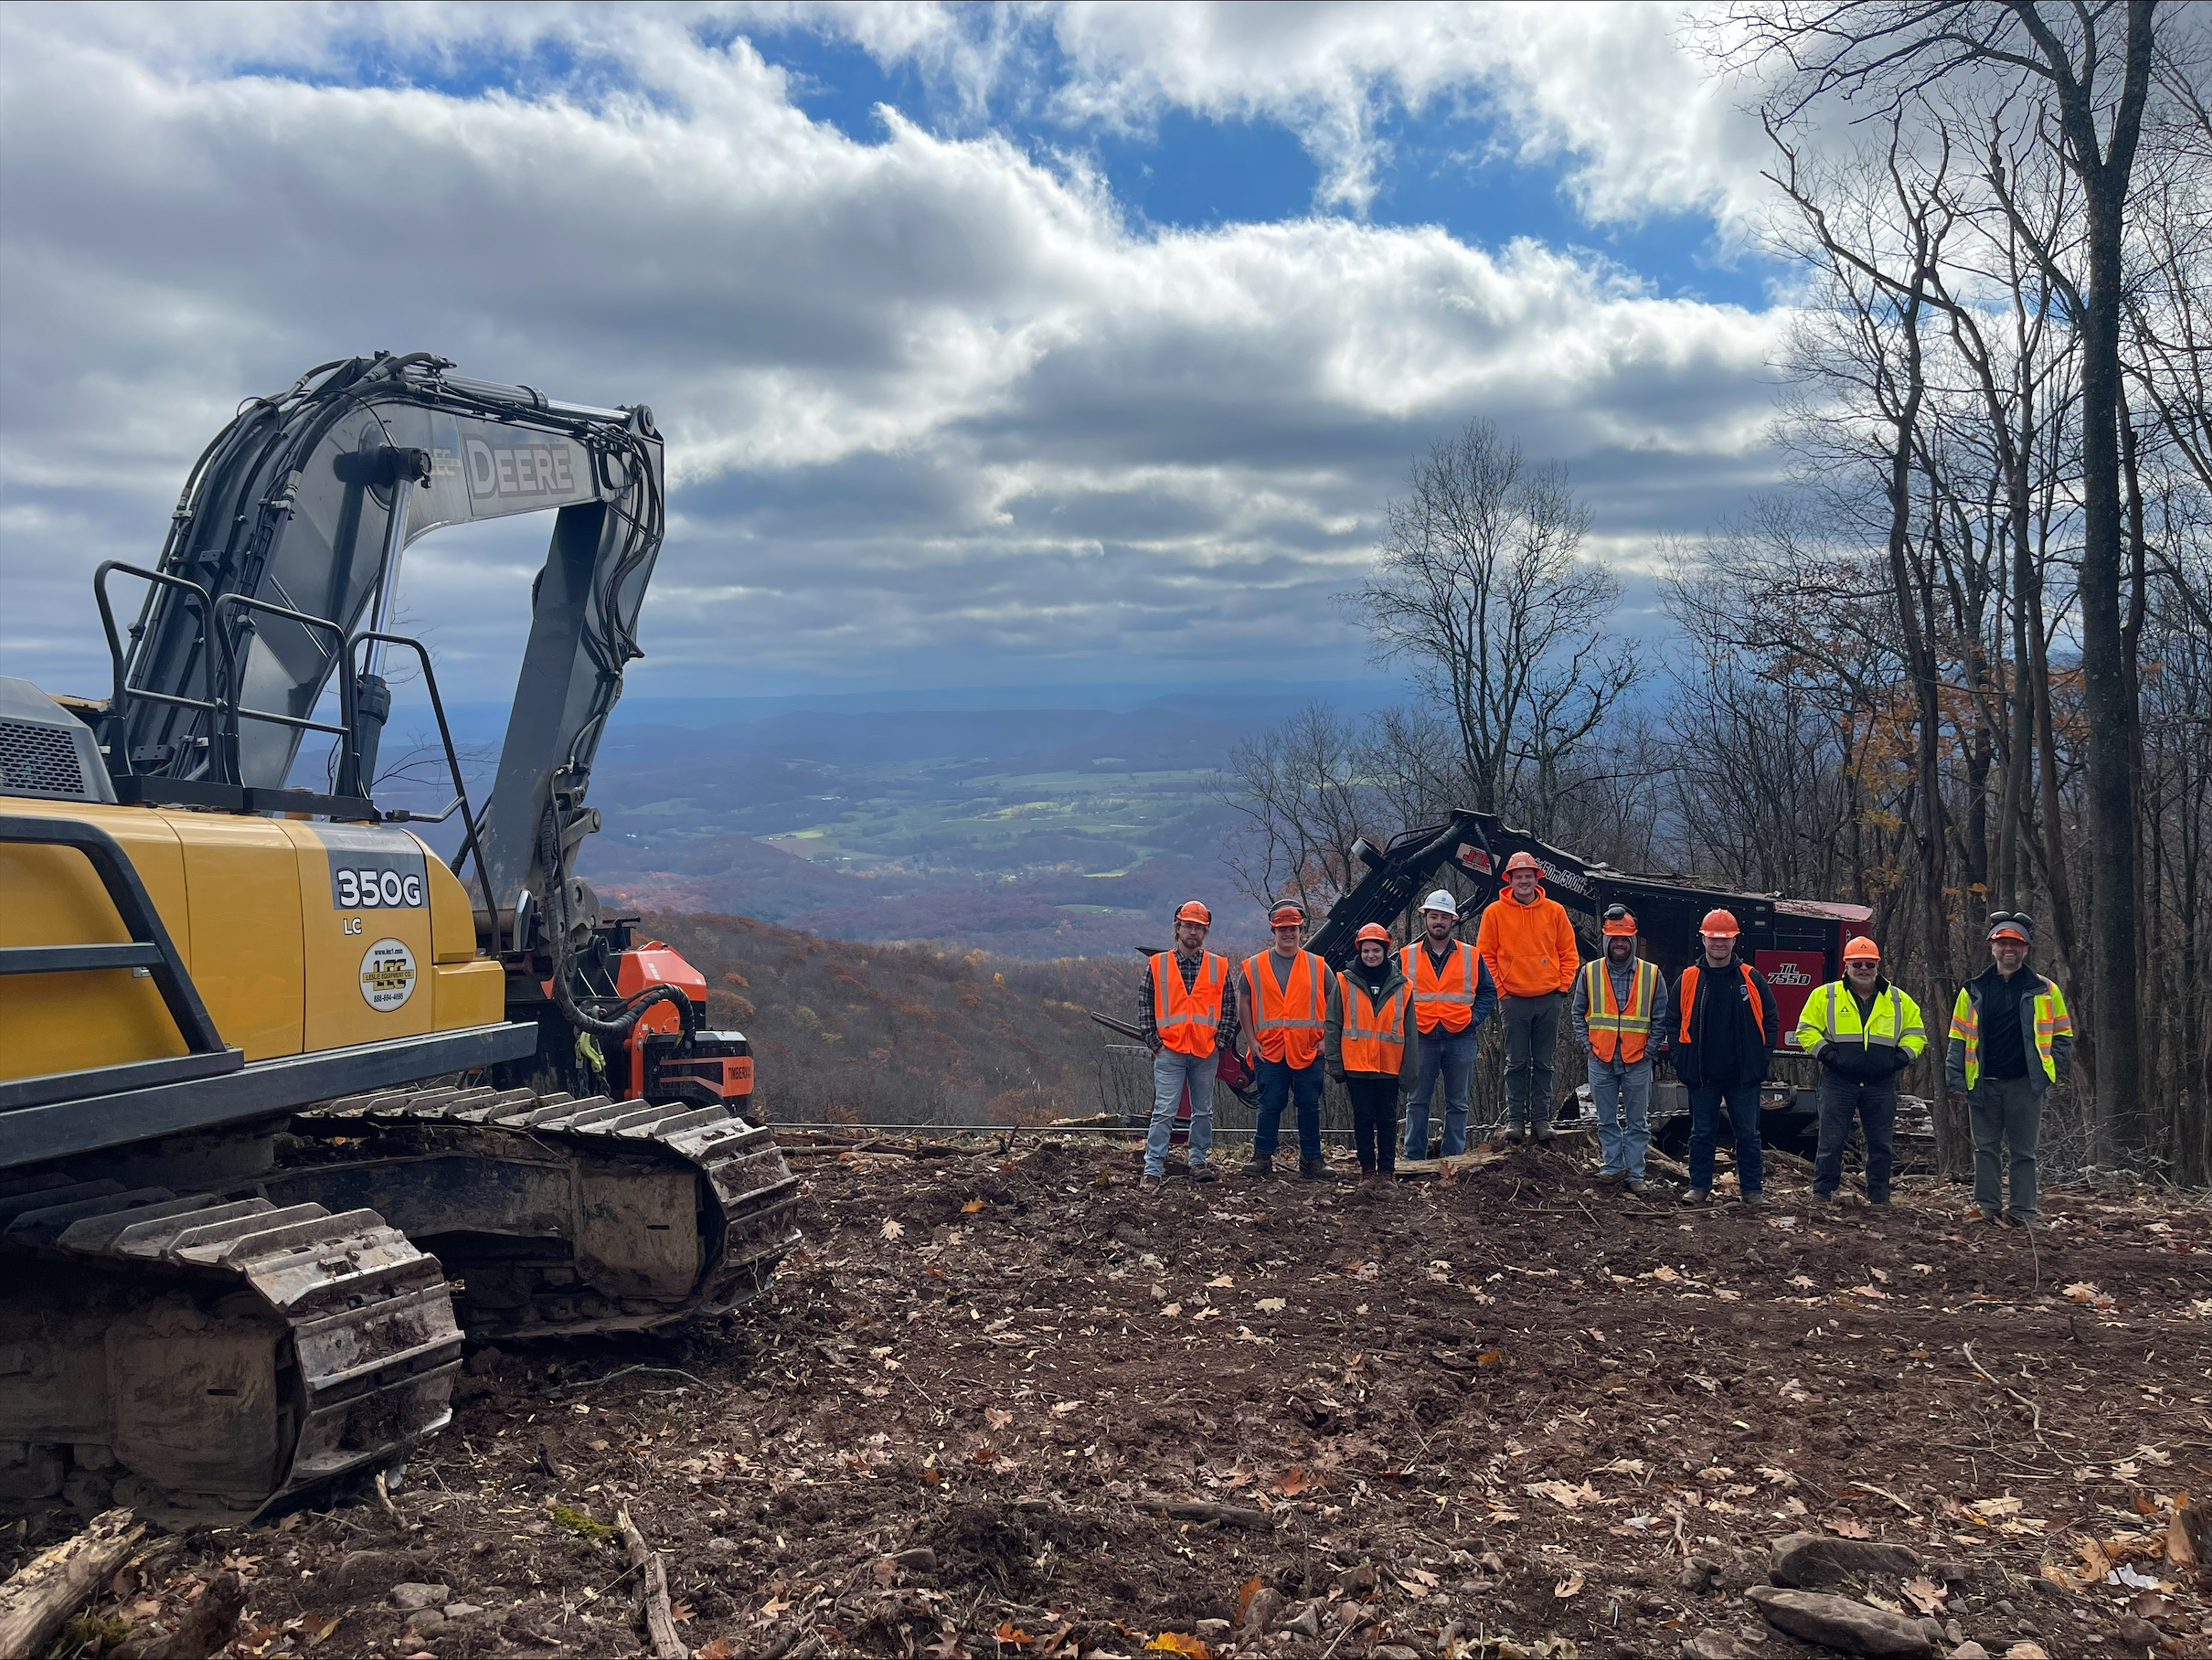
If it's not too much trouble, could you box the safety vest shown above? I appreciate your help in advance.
[1679,962,1765,1044]
[1582,957,1659,1063]
[1152,950,1228,1058]
[1336,973,1409,1075]
[1399,941,1479,1035]
[1949,975,2070,1089]
[1797,981,1927,1060]
[1242,950,1327,1068]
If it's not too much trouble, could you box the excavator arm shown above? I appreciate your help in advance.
[103,351,661,941]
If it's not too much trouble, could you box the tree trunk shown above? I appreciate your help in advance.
[2045,0,2154,1156]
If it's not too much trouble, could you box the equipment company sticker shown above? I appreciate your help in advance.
[359,938,417,1012]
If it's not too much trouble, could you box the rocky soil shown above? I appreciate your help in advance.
[13,1133,2212,1660]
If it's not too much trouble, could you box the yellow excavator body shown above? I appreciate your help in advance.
[0,797,504,1081]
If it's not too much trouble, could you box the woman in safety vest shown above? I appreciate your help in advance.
[1326,924,1420,1188]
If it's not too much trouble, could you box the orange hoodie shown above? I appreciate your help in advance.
[1475,885,1580,997]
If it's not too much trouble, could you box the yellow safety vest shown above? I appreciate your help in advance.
[1796,981,1928,1061]
[1948,977,2070,1089]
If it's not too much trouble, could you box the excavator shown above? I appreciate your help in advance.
[0,352,800,1523]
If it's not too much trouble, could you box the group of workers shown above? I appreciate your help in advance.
[1135,855,2073,1228]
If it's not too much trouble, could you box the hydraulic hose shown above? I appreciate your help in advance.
[535,806,696,1047]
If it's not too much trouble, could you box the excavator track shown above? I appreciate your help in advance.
[0,1176,460,1523]
[275,1086,802,1339]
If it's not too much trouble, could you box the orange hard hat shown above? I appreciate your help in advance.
[1601,905,1637,938]
[1355,923,1392,944]
[1270,902,1306,929]
[1699,908,1740,938]
[1504,851,1543,875]
[1175,900,1212,927]
[1843,935,1881,963]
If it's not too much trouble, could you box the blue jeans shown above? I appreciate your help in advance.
[1402,1028,1476,1158]
[1253,1055,1324,1164]
[1590,1058,1653,1178]
[1687,1082,1763,1195]
[1145,1048,1218,1176]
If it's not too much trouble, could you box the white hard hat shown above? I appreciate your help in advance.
[1420,889,1459,916]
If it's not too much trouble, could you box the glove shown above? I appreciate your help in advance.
[1889,1049,1915,1075]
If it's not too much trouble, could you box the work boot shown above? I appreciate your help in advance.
[1595,1168,1628,1185]
[1240,1154,1275,1180]
[1189,1165,1218,1185]
[1138,1175,1163,1195]
[1739,1189,1769,1208]
[1679,1186,1712,1207]
[1503,1125,1528,1145]
[1811,1188,1836,1204]
[1623,1178,1649,1197]
[1298,1158,1337,1183]
[1533,1124,1558,1145]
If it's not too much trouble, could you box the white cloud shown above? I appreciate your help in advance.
[830,1,1771,228]
[0,2,1784,702]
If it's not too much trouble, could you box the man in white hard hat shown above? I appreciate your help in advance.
[1398,889,1496,1160]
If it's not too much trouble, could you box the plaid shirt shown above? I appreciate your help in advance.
[1135,948,1241,1053]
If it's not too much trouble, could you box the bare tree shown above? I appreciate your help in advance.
[1727,0,2166,1149]
[1342,420,1639,838]
[1210,704,1388,918]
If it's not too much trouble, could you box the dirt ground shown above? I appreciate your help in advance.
[16,1132,2212,1660]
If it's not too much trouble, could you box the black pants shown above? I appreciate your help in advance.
[1813,1074,1897,1201]
[1345,1076,1399,1170]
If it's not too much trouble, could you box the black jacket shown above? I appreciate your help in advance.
[1671,956,1780,1090]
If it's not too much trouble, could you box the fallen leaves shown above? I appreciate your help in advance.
[1554,1571,1586,1598]
[984,1408,1013,1431]
[961,1198,987,1214]
[1824,1516,1872,1539]
[1967,1495,2024,1519]
[1526,1480,1604,1509]
[1271,1466,1310,1496]
[881,1218,905,1240]
[1903,1576,1946,1615]
[1254,1298,1286,1314]
[695,1640,739,1660]
[2060,1281,2120,1310]
[1143,1634,1212,1657]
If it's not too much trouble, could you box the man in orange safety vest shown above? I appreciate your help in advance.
[1137,899,1240,1194]
[1398,889,1497,1160]
[1239,901,1336,1182]
[1570,904,1669,1195]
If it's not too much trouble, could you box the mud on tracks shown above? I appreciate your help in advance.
[14,1137,2211,1659]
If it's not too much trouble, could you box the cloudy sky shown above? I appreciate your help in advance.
[0,2,1796,704]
